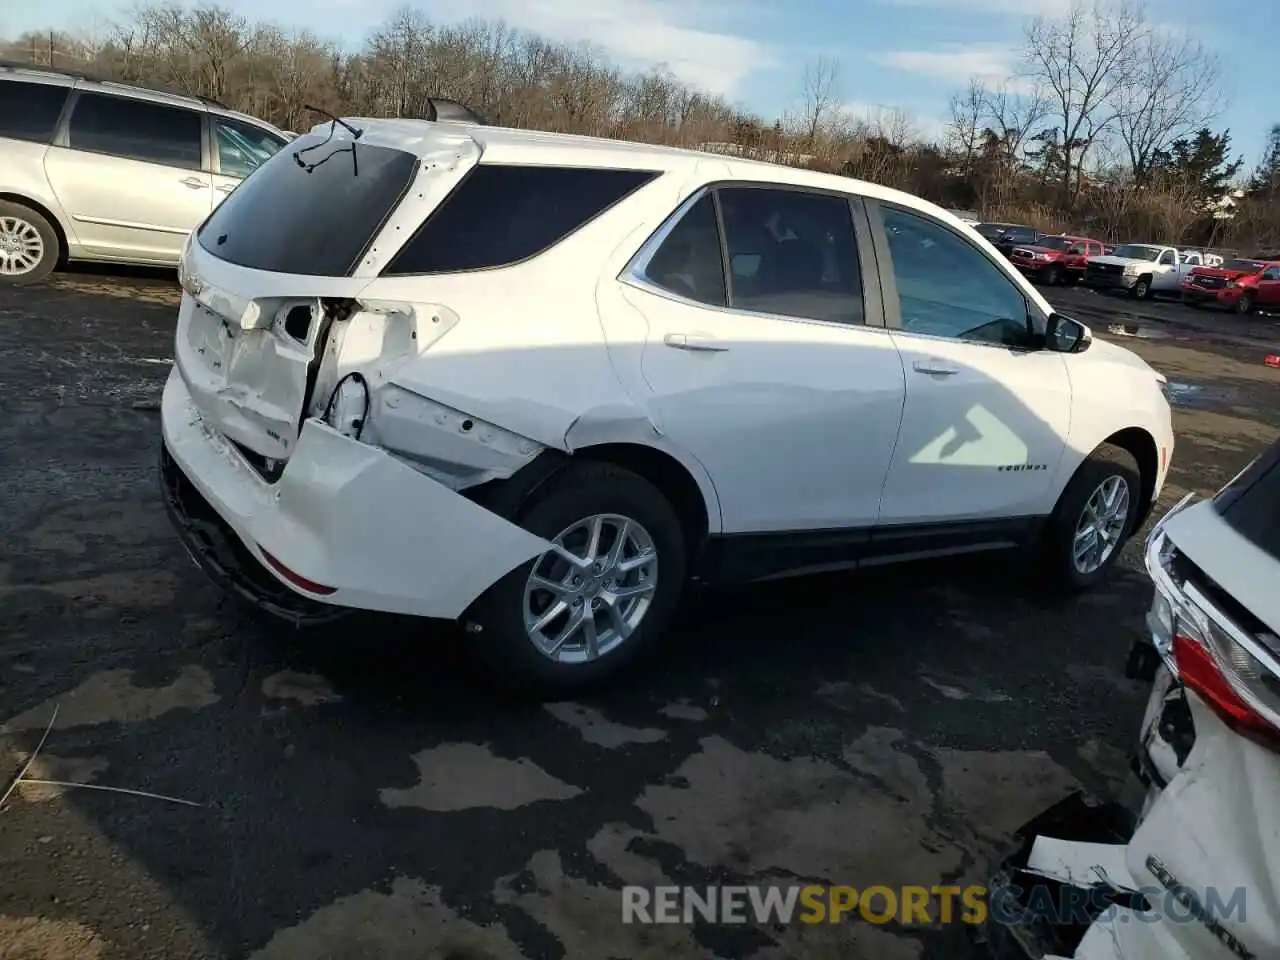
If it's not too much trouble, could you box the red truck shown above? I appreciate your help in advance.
[1007,235,1106,286]
[1180,258,1280,315]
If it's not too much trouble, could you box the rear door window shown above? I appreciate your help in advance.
[67,92,203,170]
[0,79,70,144]
[383,164,658,276]
[198,134,419,276]
[716,186,864,325]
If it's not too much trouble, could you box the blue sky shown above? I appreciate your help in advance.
[5,0,1273,168]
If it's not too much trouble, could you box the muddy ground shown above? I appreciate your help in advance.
[0,268,1277,960]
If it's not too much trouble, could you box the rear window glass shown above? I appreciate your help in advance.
[1214,437,1280,560]
[198,133,418,276]
[382,164,659,276]
[0,79,69,144]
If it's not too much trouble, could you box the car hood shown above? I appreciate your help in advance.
[1015,244,1065,256]
[1189,266,1257,281]
[1085,334,1157,375]
[1088,255,1155,268]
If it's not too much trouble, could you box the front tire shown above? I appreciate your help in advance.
[1132,276,1153,300]
[1036,445,1142,593]
[465,461,686,696]
[1236,292,1255,316]
[0,200,59,286]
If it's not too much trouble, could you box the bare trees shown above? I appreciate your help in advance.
[1114,29,1221,184]
[1022,0,1144,210]
[799,56,840,145]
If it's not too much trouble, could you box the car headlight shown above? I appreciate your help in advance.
[1124,264,1140,275]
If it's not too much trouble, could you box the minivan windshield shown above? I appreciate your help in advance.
[1111,244,1162,261]
[1214,437,1280,561]
[197,132,419,276]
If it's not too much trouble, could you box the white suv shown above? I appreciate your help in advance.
[159,114,1175,691]
[0,61,289,284]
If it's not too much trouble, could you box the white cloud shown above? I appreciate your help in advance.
[874,45,1019,86]
[427,0,777,96]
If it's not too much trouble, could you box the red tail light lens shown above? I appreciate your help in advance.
[1173,613,1280,752]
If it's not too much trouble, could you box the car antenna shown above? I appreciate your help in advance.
[292,105,362,176]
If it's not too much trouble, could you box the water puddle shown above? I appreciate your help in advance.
[1105,322,1172,340]
[1165,381,1236,409]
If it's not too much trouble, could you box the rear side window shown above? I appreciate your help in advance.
[642,194,727,307]
[0,79,69,143]
[198,134,419,276]
[68,92,202,170]
[382,164,658,276]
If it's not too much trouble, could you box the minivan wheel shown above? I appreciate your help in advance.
[0,201,59,285]
[465,461,686,696]
[1036,444,1141,593]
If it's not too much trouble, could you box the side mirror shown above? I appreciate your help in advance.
[1046,313,1091,353]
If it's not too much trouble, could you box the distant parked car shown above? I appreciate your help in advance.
[1008,234,1106,286]
[1084,244,1209,300]
[974,222,1040,259]
[1181,258,1280,315]
[0,60,291,284]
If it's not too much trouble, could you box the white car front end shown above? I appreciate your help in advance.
[983,445,1280,960]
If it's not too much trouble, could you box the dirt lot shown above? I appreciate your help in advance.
[0,268,1277,960]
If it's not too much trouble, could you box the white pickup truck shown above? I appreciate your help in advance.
[1082,244,1211,300]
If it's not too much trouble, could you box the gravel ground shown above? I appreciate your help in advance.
[0,266,1277,960]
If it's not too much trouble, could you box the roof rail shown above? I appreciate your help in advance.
[424,98,488,125]
[0,58,227,109]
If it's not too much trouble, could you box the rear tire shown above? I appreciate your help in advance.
[1035,444,1142,594]
[0,200,59,286]
[464,461,687,697]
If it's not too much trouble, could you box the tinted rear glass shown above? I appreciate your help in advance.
[382,164,658,276]
[198,133,418,276]
[1214,437,1280,560]
[0,79,69,143]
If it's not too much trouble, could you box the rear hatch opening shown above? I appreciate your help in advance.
[174,121,482,470]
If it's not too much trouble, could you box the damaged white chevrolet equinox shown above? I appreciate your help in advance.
[160,112,1175,691]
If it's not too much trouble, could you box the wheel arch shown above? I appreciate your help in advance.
[1100,427,1160,528]
[0,192,69,266]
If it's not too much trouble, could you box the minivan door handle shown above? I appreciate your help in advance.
[180,176,209,189]
[912,358,960,376]
[664,333,729,352]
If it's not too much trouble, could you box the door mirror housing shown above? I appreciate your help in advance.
[1046,313,1091,353]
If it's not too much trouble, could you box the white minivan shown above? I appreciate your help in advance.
[0,61,290,284]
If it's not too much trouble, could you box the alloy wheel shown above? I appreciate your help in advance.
[0,216,44,277]
[522,513,659,663]
[1072,475,1130,575]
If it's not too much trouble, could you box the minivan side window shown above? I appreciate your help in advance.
[716,186,864,325]
[641,193,727,307]
[880,205,1029,347]
[0,80,70,144]
[67,92,203,171]
[382,165,658,276]
[214,117,287,179]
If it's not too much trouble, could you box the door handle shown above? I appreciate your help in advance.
[180,176,209,189]
[216,184,235,194]
[664,333,729,352]
[912,358,960,376]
